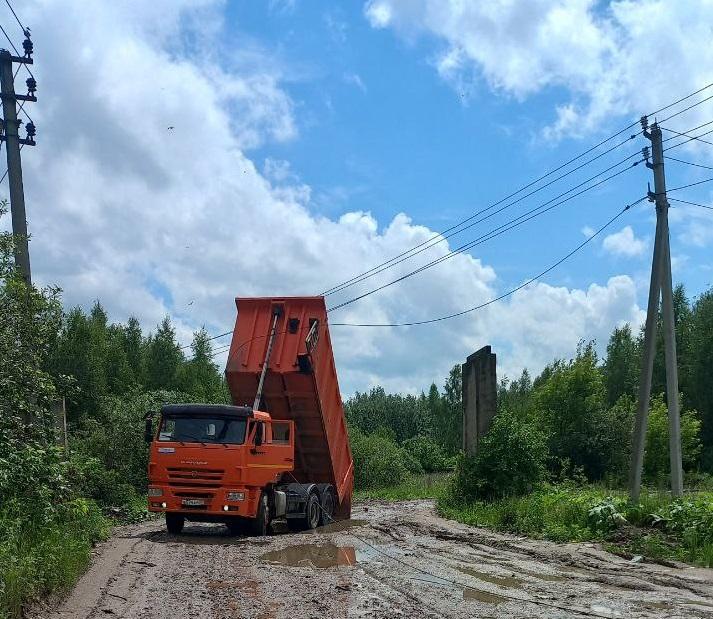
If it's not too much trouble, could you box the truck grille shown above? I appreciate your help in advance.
[167,467,224,488]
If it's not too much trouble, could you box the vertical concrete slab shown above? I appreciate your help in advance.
[462,346,497,456]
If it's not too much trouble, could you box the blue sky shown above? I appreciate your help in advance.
[230,0,712,300]
[7,0,713,393]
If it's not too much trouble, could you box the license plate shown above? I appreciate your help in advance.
[182,498,205,507]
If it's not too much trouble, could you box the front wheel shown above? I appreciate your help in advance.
[165,513,185,535]
[250,493,270,537]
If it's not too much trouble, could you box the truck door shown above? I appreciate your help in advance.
[246,420,294,484]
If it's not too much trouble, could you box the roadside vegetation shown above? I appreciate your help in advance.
[344,290,713,568]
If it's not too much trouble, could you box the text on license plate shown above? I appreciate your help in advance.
[182,498,205,506]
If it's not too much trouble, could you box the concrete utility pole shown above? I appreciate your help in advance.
[629,117,683,502]
[462,346,497,456]
[0,37,37,285]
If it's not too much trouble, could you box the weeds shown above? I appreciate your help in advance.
[354,473,450,501]
[437,484,713,567]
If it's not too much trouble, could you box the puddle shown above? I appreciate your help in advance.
[262,543,358,568]
[641,601,672,610]
[457,566,525,589]
[590,604,621,617]
[517,568,567,582]
[312,519,368,534]
[463,587,508,605]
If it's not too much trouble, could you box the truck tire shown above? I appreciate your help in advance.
[165,513,184,535]
[318,485,335,526]
[304,491,320,530]
[250,493,270,537]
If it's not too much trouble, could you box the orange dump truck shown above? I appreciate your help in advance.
[145,297,353,535]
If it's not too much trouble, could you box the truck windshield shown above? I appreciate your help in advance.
[158,416,247,444]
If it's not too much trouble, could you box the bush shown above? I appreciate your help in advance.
[350,427,410,489]
[644,394,702,483]
[0,498,109,618]
[450,412,548,501]
[403,435,452,473]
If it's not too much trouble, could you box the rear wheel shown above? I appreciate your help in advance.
[319,486,335,527]
[165,513,185,535]
[304,491,320,530]
[250,493,270,537]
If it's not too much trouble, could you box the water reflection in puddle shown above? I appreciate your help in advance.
[456,566,524,589]
[463,587,508,604]
[262,543,359,568]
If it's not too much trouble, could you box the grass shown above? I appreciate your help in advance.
[354,472,451,501]
[0,499,111,619]
[437,483,713,567]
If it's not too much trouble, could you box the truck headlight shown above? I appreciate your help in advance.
[148,488,163,497]
[226,491,245,501]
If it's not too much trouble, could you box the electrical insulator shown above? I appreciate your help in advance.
[26,77,37,96]
[22,33,33,59]
[25,122,35,139]
[640,115,649,132]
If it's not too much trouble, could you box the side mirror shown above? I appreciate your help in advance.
[254,422,263,447]
[144,418,153,444]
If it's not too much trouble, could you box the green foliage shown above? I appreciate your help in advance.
[644,394,702,482]
[0,498,109,619]
[349,426,410,489]
[451,412,548,501]
[354,473,450,501]
[533,342,629,481]
[439,485,713,565]
[603,325,640,406]
[402,435,452,473]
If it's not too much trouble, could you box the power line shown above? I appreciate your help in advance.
[324,147,644,298]
[667,176,713,193]
[664,155,713,171]
[4,0,26,32]
[322,134,640,297]
[0,20,33,81]
[321,82,713,298]
[661,125,713,148]
[329,199,642,327]
[327,162,642,313]
[669,197,713,211]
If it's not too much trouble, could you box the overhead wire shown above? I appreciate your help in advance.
[321,133,640,297]
[187,83,713,347]
[664,156,713,171]
[320,82,713,298]
[324,147,645,298]
[669,197,713,211]
[326,161,643,313]
[329,198,645,327]
[4,0,25,32]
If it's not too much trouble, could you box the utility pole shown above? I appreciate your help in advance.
[0,30,37,285]
[629,117,683,502]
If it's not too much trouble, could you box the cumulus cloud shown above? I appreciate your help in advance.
[364,0,713,142]
[602,226,647,257]
[3,0,646,393]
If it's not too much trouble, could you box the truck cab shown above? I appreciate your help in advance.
[147,403,337,535]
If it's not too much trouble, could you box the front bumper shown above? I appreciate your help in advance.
[147,485,258,517]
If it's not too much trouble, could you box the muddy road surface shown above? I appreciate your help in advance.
[33,500,713,619]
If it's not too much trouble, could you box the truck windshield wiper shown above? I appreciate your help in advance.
[176,433,209,446]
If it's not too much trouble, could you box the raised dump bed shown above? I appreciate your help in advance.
[225,296,353,517]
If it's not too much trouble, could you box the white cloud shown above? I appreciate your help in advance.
[364,1,713,142]
[343,72,367,93]
[2,0,647,394]
[581,225,595,238]
[602,225,647,257]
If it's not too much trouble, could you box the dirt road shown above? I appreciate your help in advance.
[32,500,713,619]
